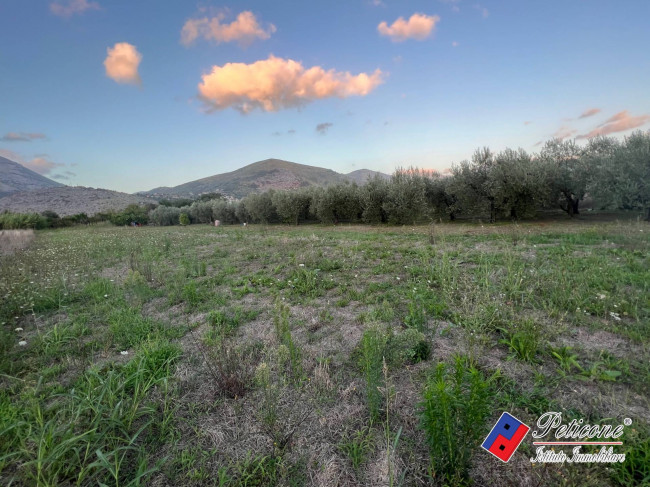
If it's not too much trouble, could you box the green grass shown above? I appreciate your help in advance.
[0,218,647,486]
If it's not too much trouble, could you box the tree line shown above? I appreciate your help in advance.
[150,132,650,225]
[2,132,647,230]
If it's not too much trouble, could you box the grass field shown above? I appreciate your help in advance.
[1,219,648,486]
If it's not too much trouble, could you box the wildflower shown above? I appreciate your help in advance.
[18,340,27,346]
[609,311,621,321]
[299,264,305,267]
[120,351,129,355]
[104,294,109,298]
[396,277,400,281]
[598,294,606,300]
[15,327,23,332]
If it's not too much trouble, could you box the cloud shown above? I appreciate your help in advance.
[288,129,296,134]
[452,41,459,47]
[523,121,532,125]
[198,55,384,113]
[104,42,142,85]
[378,13,440,42]
[316,122,333,135]
[0,150,72,176]
[577,110,650,139]
[50,0,99,18]
[181,11,276,47]
[578,108,601,119]
[369,0,386,6]
[553,125,577,140]
[1,132,46,142]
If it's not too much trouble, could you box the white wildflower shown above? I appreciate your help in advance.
[120,351,129,355]
[15,327,23,332]
[18,340,27,346]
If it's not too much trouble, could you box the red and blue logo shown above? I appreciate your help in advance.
[482,412,530,462]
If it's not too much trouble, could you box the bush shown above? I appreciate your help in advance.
[418,356,494,485]
[149,205,181,226]
[179,212,190,226]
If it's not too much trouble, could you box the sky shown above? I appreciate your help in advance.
[1,0,649,193]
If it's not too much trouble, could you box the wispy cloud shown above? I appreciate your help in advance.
[553,126,577,140]
[50,0,99,18]
[181,11,275,47]
[316,122,333,135]
[578,108,601,119]
[104,42,142,85]
[198,55,383,113]
[378,13,440,42]
[1,132,46,142]
[577,110,650,139]
[0,149,65,176]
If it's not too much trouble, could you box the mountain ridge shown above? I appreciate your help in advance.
[141,158,390,199]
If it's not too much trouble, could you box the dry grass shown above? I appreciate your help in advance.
[0,229,34,255]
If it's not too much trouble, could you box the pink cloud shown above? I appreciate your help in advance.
[21,157,64,175]
[181,11,276,47]
[577,110,650,139]
[104,42,142,85]
[198,55,384,113]
[553,126,577,140]
[378,13,440,42]
[0,149,64,175]
[50,0,99,18]
[578,108,601,119]
[1,132,46,142]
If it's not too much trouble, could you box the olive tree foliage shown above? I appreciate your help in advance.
[539,139,590,217]
[449,148,499,222]
[312,184,362,224]
[211,200,239,224]
[242,191,279,224]
[489,148,550,220]
[423,172,458,221]
[188,200,214,224]
[149,205,181,226]
[235,200,250,224]
[587,131,650,220]
[382,168,427,224]
[271,189,312,225]
[359,175,390,223]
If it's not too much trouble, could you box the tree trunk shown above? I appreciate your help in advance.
[572,199,580,215]
[646,206,650,222]
[489,201,496,223]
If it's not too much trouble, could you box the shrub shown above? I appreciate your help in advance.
[390,328,431,366]
[179,212,190,226]
[418,356,494,485]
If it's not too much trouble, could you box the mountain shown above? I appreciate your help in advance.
[345,169,390,185]
[141,158,391,199]
[0,156,64,197]
[0,187,156,217]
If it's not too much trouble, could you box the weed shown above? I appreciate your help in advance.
[338,426,375,472]
[419,356,495,485]
[358,325,390,423]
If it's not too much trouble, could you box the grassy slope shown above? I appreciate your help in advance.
[0,219,648,486]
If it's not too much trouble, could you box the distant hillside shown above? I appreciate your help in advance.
[142,158,390,199]
[0,156,64,197]
[346,169,390,184]
[0,187,156,217]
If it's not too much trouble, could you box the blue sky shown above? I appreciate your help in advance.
[1,0,649,193]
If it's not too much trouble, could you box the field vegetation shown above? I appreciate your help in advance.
[1,216,648,486]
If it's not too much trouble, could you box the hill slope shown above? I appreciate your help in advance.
[345,169,390,185]
[0,187,155,217]
[0,156,64,197]
[142,159,390,199]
